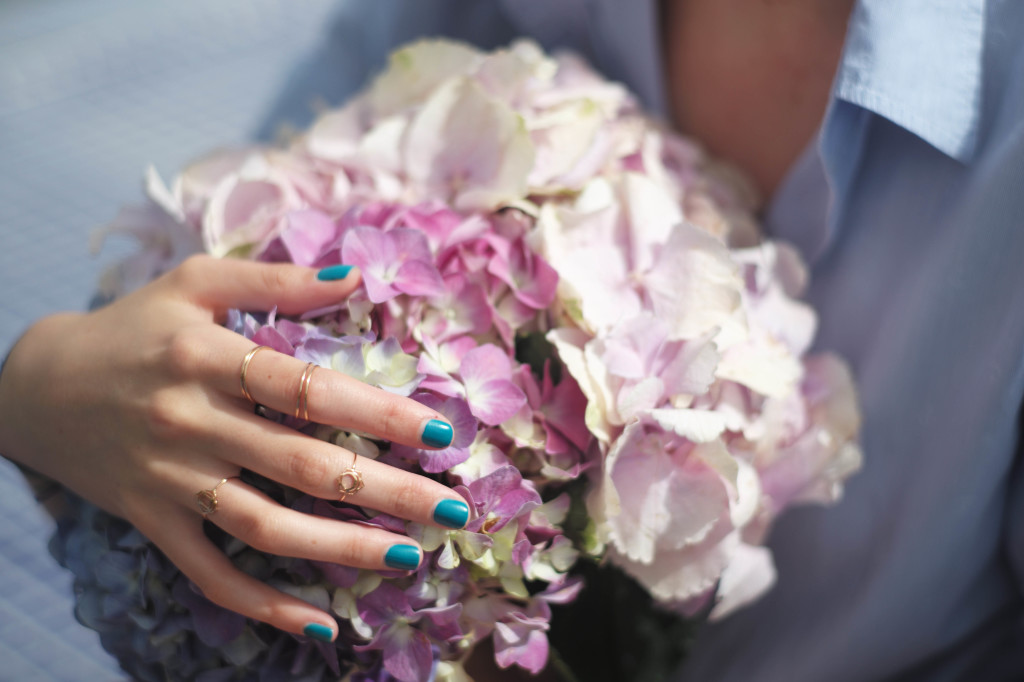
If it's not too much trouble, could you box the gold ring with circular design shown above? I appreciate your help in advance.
[336,452,364,502]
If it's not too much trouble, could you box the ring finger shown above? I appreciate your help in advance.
[186,473,427,573]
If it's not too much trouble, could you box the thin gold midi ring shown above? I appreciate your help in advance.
[336,452,364,502]
[240,345,271,404]
[295,362,317,420]
[195,476,240,519]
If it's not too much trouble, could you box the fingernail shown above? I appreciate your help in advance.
[303,623,334,642]
[385,544,421,571]
[421,419,453,448]
[433,499,470,529]
[317,264,354,281]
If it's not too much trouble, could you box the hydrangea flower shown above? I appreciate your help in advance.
[70,36,862,681]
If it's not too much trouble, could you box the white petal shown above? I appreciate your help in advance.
[369,39,483,116]
[649,408,727,443]
[405,77,534,211]
[644,222,747,345]
[623,172,683,273]
[708,542,776,621]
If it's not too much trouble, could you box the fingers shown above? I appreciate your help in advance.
[215,410,470,530]
[168,254,362,317]
[192,325,454,450]
[181,475,426,572]
[143,507,340,643]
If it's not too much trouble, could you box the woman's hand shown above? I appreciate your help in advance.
[0,255,470,642]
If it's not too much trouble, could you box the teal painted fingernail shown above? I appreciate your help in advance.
[385,544,421,571]
[433,499,470,529]
[317,264,354,281]
[421,419,453,448]
[303,623,334,642]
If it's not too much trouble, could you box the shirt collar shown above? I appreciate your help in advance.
[833,0,986,163]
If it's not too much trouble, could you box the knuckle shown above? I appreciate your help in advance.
[389,476,429,520]
[285,450,330,492]
[165,327,204,379]
[378,395,406,441]
[233,511,277,551]
[118,491,155,530]
[144,390,191,440]
[176,254,211,285]
[193,575,230,608]
[334,533,365,566]
[259,265,296,295]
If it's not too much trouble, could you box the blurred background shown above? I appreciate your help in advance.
[0,0,512,677]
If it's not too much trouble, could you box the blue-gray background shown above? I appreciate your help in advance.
[0,1,512,678]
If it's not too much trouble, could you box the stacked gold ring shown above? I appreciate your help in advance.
[240,345,271,404]
[295,362,317,420]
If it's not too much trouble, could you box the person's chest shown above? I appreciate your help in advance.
[660,0,854,200]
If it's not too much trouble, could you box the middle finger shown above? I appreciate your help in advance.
[202,328,455,450]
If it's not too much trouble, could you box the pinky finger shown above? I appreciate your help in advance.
[145,509,338,643]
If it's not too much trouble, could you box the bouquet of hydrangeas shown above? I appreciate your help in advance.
[58,39,861,681]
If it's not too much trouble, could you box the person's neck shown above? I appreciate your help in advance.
[661,0,855,203]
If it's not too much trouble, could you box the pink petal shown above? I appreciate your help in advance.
[487,239,559,310]
[222,180,282,235]
[459,344,513,386]
[280,210,339,266]
[382,627,434,682]
[395,259,446,298]
[251,326,295,355]
[391,394,477,473]
[341,226,399,303]
[387,227,436,263]
[493,622,549,674]
[541,374,591,452]
[468,378,528,426]
[419,446,471,473]
[340,225,395,267]
[404,77,533,210]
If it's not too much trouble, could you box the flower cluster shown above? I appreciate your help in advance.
[68,38,862,680]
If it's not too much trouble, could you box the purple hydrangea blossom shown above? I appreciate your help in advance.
[342,226,446,303]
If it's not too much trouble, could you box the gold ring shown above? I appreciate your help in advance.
[336,452,364,502]
[195,476,240,519]
[295,362,317,420]
[240,346,271,404]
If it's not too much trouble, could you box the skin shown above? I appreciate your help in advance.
[0,255,467,642]
[661,0,855,200]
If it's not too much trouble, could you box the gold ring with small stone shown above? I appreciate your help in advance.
[195,476,240,519]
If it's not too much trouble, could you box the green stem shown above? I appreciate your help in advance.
[546,647,581,682]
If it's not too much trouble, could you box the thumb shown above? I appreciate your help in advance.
[169,255,363,316]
